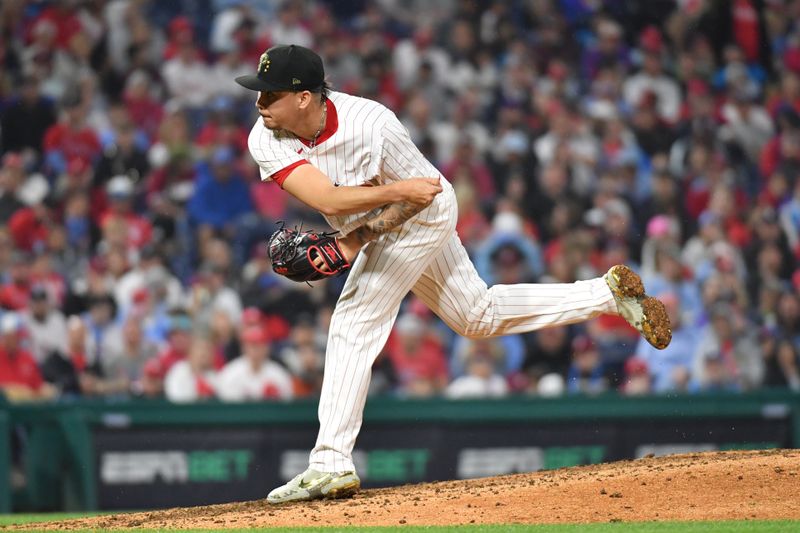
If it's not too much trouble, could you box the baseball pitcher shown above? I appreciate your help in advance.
[235,45,672,504]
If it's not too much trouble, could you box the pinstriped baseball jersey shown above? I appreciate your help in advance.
[247,91,448,235]
[248,89,620,477]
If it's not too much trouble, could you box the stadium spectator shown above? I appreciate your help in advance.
[760,327,800,391]
[20,285,67,363]
[643,243,703,326]
[188,262,243,329]
[514,326,573,394]
[640,214,682,278]
[52,156,93,215]
[7,175,51,253]
[719,80,774,163]
[210,308,241,364]
[441,137,496,203]
[27,237,65,305]
[385,313,448,398]
[187,146,253,234]
[42,88,101,177]
[0,251,34,311]
[269,2,312,49]
[102,313,160,395]
[121,70,165,143]
[164,335,219,403]
[474,211,544,285]
[100,175,153,253]
[210,5,269,63]
[623,29,681,124]
[207,49,253,104]
[160,34,213,126]
[81,292,121,368]
[768,71,800,122]
[113,245,183,313]
[276,315,324,397]
[40,315,90,396]
[620,358,652,396]
[534,107,599,196]
[445,339,509,399]
[156,311,195,374]
[60,190,93,263]
[139,357,166,398]
[525,164,578,243]
[194,97,250,155]
[93,119,150,190]
[0,75,57,156]
[217,325,293,402]
[566,335,607,395]
[692,302,764,392]
[0,312,56,402]
[392,24,449,92]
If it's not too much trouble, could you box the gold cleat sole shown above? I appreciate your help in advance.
[324,480,360,500]
[641,297,671,349]
[608,264,644,299]
[606,265,672,350]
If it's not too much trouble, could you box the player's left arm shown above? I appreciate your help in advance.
[281,164,440,216]
[335,201,426,260]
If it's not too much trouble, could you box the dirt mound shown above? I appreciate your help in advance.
[21,449,800,529]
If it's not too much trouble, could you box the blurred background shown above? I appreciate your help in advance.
[1,0,799,513]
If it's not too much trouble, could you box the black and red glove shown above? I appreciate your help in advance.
[267,226,351,283]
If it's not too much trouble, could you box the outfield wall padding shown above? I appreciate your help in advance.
[3,390,799,511]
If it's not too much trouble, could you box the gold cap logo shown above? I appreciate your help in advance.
[292,78,301,85]
[258,52,270,74]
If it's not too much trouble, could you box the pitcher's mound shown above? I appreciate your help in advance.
[39,449,800,529]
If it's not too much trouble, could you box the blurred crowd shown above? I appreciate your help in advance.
[1,0,800,404]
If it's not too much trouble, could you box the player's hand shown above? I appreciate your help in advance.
[267,227,351,282]
[311,236,361,273]
[399,177,442,207]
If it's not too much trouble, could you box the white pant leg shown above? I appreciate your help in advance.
[309,190,617,473]
[411,233,618,338]
[309,189,457,473]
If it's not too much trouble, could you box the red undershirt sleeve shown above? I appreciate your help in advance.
[271,160,310,187]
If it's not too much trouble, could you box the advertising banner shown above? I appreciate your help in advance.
[93,416,792,510]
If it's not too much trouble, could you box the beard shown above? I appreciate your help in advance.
[261,116,277,129]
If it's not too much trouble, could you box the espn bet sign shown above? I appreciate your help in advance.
[101,450,253,484]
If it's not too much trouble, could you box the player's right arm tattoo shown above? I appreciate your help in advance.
[351,201,425,246]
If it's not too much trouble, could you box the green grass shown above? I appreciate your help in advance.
[0,516,798,532]
[0,513,103,526]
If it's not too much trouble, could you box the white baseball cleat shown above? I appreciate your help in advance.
[267,468,361,504]
[604,264,672,350]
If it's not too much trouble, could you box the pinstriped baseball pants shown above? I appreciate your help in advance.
[309,187,617,473]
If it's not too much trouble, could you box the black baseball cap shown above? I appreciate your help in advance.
[235,44,325,93]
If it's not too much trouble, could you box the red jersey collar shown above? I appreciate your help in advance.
[297,98,338,148]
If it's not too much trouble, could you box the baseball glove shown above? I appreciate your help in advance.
[267,225,351,283]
